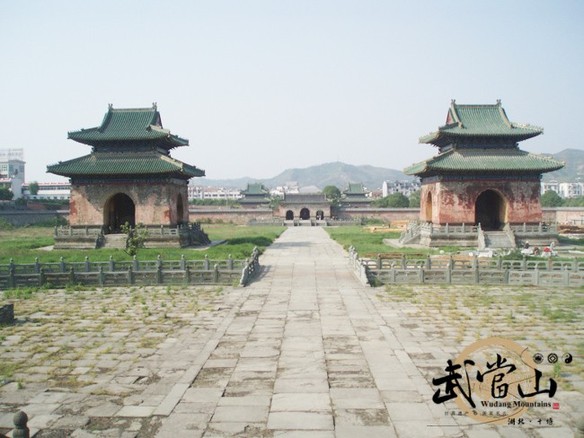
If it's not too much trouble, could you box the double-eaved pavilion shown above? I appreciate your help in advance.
[238,183,270,208]
[341,183,371,208]
[402,100,564,248]
[48,103,209,249]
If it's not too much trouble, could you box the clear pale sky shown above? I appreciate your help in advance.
[1,1,583,183]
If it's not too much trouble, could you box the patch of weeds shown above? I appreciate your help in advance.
[0,361,17,379]
[382,286,415,302]
[3,287,37,300]
[542,306,576,323]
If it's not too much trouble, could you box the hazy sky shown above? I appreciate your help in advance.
[1,1,583,183]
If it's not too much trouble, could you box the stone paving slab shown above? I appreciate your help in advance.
[1,227,583,437]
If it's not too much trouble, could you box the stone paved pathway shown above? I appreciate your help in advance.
[1,227,581,437]
[154,226,453,437]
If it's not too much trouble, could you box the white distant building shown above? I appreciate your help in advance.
[382,180,420,198]
[188,185,242,201]
[541,181,584,198]
[23,182,71,200]
[270,181,300,197]
[0,149,25,199]
[541,180,560,195]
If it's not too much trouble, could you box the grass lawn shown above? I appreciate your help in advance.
[326,225,436,258]
[0,224,285,264]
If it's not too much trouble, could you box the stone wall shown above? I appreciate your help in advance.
[421,179,543,224]
[70,180,188,226]
[3,207,584,228]
[189,208,276,224]
[335,208,419,223]
[0,210,68,226]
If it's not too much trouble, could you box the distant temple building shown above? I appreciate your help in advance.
[341,183,371,208]
[402,100,564,248]
[238,183,270,208]
[48,104,209,248]
[279,193,330,223]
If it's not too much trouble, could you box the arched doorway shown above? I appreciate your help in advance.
[475,190,506,231]
[424,192,433,222]
[316,210,324,220]
[300,208,310,220]
[286,210,294,220]
[177,194,185,225]
[104,193,135,233]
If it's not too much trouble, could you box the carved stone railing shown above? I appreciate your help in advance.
[239,247,261,286]
[348,251,584,287]
[0,252,257,289]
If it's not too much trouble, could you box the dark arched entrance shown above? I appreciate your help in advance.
[286,210,294,220]
[300,208,310,220]
[104,193,135,233]
[316,210,324,220]
[177,194,185,225]
[475,190,506,231]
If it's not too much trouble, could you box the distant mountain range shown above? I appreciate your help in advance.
[195,149,584,190]
[542,149,584,182]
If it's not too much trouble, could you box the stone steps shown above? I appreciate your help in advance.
[102,233,127,249]
[484,231,515,249]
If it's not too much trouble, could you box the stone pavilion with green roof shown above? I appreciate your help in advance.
[402,100,564,248]
[48,103,208,248]
[341,182,371,208]
[238,183,270,208]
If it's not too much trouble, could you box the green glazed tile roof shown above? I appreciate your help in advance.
[68,104,188,148]
[344,183,366,195]
[241,183,269,196]
[419,101,543,147]
[404,148,564,176]
[47,151,205,178]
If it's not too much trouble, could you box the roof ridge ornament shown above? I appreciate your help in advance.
[152,102,157,110]
[496,100,514,129]
[450,99,464,128]
[108,103,113,110]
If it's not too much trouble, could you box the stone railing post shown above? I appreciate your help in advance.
[85,256,91,272]
[228,254,234,270]
[35,257,41,274]
[214,264,219,283]
[184,265,191,285]
[8,265,15,289]
[109,256,114,272]
[133,256,139,272]
[156,265,163,284]
[98,266,104,286]
[12,410,29,438]
[180,254,186,270]
[376,254,382,270]
[127,267,134,285]
[204,255,210,270]
[60,256,66,273]
[39,267,45,287]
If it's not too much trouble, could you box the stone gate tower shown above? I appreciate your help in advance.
[48,103,208,248]
[403,100,564,248]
